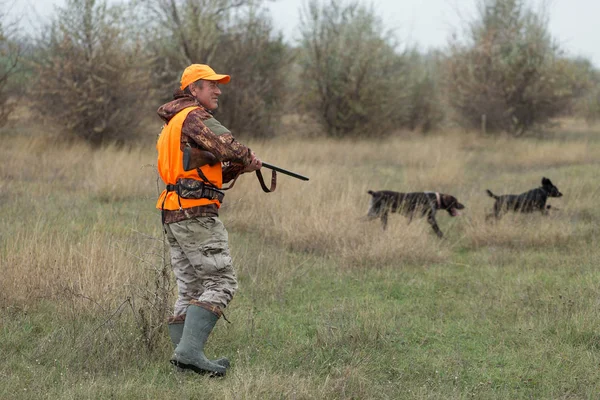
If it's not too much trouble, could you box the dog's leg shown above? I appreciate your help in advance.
[493,202,503,219]
[381,211,389,230]
[427,212,444,238]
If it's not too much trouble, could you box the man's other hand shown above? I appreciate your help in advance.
[243,153,262,172]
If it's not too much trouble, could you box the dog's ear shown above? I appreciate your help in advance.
[367,190,374,196]
[542,177,551,185]
[449,196,466,209]
[440,194,453,208]
[444,195,465,209]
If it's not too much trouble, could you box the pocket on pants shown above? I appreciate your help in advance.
[201,242,232,273]
[193,216,217,230]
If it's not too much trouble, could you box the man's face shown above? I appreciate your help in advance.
[191,80,222,110]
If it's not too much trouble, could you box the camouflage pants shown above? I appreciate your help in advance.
[164,216,238,316]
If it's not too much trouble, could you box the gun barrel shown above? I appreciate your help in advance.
[183,147,309,181]
[262,162,309,181]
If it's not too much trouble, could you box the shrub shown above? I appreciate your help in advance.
[298,0,411,138]
[582,82,600,123]
[572,59,600,123]
[30,0,153,146]
[142,0,290,138]
[0,6,21,128]
[444,0,585,136]
[210,11,291,138]
[140,0,236,98]
[404,50,446,133]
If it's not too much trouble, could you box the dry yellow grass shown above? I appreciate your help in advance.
[0,136,161,309]
[2,119,600,399]
[1,120,599,307]
[223,125,598,267]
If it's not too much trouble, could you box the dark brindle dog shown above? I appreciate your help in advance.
[486,177,563,220]
[366,190,465,238]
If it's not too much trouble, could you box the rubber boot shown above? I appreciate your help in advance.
[168,318,230,369]
[170,304,228,376]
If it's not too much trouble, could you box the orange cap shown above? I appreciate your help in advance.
[179,64,231,90]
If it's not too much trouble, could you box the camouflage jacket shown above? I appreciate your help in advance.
[157,90,253,223]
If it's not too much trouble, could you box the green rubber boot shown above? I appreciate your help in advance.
[168,318,230,369]
[170,305,228,376]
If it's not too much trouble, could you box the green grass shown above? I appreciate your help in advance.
[3,241,600,399]
[2,122,600,399]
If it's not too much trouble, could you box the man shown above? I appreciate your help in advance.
[156,64,262,376]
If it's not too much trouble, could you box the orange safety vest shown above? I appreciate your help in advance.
[156,106,223,210]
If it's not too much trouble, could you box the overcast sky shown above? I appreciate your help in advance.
[7,0,600,67]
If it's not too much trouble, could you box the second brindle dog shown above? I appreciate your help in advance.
[366,190,465,238]
[486,177,563,220]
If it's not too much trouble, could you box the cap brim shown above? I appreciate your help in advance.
[204,74,231,84]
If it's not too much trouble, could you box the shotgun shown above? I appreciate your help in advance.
[183,146,309,181]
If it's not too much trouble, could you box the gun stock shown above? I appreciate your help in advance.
[183,147,219,171]
[182,146,309,181]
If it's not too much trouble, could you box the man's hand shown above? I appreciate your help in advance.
[243,153,262,172]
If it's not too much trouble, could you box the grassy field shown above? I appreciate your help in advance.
[1,118,599,399]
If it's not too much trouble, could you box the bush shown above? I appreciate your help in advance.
[140,0,235,99]
[142,0,290,138]
[444,0,585,136]
[210,11,291,138]
[404,50,446,133]
[30,0,153,146]
[0,6,21,128]
[582,82,600,123]
[298,0,411,138]
[571,59,600,123]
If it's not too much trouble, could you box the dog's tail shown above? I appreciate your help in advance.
[486,189,499,199]
[367,190,375,196]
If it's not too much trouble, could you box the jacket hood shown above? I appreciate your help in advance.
[157,90,204,123]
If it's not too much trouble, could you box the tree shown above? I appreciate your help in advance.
[0,4,21,128]
[213,9,291,137]
[404,49,446,133]
[298,0,411,138]
[141,0,291,137]
[445,0,585,135]
[572,58,600,123]
[140,0,249,94]
[31,0,153,146]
